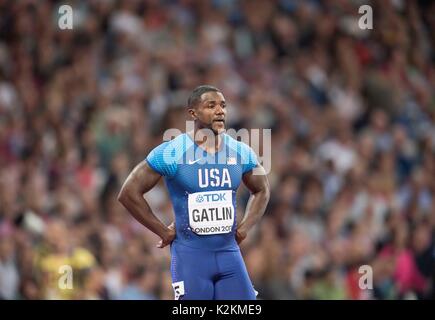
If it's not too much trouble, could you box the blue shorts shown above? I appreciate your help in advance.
[170,242,257,300]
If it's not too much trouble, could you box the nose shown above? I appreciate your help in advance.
[215,104,225,115]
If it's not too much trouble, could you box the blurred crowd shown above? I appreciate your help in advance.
[0,0,434,300]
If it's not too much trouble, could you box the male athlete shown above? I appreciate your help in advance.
[118,85,270,300]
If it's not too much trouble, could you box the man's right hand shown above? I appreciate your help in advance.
[235,227,248,245]
[156,223,176,248]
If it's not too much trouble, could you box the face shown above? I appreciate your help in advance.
[190,91,227,135]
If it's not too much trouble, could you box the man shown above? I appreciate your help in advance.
[118,85,270,300]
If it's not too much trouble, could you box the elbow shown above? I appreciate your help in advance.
[117,185,142,207]
[117,192,124,205]
[253,182,270,203]
[117,188,128,205]
[264,185,271,203]
[256,184,270,203]
[262,178,271,203]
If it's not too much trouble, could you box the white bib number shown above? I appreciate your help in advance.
[188,190,234,235]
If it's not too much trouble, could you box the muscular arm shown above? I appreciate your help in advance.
[236,165,270,244]
[117,160,175,247]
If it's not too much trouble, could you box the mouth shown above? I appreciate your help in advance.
[213,119,225,124]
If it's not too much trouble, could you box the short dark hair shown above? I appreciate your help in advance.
[187,85,221,108]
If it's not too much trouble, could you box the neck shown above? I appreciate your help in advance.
[188,128,223,153]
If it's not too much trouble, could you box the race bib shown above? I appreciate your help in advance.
[188,190,234,235]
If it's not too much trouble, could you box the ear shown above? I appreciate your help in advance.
[188,108,197,120]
